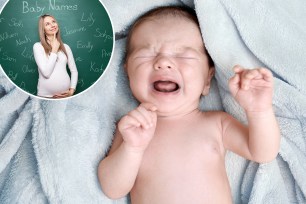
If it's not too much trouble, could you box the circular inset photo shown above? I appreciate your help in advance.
[0,0,114,99]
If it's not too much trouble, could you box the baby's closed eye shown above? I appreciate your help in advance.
[133,50,157,60]
[135,55,157,59]
[175,55,197,60]
[175,51,199,60]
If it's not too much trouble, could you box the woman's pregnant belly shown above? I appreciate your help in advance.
[38,69,71,97]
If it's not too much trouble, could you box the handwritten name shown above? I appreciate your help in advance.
[75,57,83,62]
[16,35,31,46]
[77,41,93,52]
[0,32,18,42]
[20,81,26,89]
[81,12,95,27]
[19,81,36,94]
[77,78,84,87]
[101,49,112,58]
[8,71,18,81]
[90,61,104,73]
[2,52,17,62]
[8,18,24,28]
[22,65,36,73]
[63,26,86,36]
[21,47,34,61]
[94,28,113,42]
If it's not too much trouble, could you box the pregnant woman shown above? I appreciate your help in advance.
[33,14,78,98]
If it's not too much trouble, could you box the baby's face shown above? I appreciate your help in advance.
[126,17,214,116]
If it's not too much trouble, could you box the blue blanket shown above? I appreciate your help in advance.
[1,0,306,203]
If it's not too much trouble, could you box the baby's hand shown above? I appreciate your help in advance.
[228,65,274,113]
[118,103,157,152]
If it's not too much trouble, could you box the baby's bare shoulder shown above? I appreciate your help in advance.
[198,111,234,131]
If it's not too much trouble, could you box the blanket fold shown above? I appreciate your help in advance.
[0,0,305,203]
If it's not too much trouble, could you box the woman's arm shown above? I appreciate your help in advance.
[33,43,57,78]
[52,45,78,98]
[65,44,78,90]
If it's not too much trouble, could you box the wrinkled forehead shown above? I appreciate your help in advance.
[129,16,204,51]
[133,14,199,34]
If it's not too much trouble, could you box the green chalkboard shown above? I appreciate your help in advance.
[0,0,113,96]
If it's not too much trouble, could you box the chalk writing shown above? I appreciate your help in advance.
[90,61,103,73]
[22,65,36,73]
[49,0,78,11]
[16,35,31,46]
[77,78,84,87]
[101,49,111,58]
[1,0,113,95]
[8,18,24,28]
[63,26,86,36]
[77,41,93,52]
[22,1,45,16]
[8,71,18,80]
[81,12,95,27]
[22,0,78,16]
[75,57,83,62]
[20,81,26,89]
[94,28,113,42]
[2,52,17,62]
[0,32,18,42]
[21,47,34,61]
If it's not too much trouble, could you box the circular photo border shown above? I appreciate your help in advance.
[0,0,115,100]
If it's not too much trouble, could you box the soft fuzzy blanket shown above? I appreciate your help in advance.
[1,0,306,203]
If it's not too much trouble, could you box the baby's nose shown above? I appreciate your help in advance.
[154,55,174,70]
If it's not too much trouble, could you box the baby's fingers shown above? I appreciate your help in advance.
[258,67,273,83]
[119,115,141,130]
[228,72,240,94]
[140,103,157,112]
[242,68,273,90]
[128,106,153,129]
[233,65,244,74]
[140,102,157,124]
[240,69,262,90]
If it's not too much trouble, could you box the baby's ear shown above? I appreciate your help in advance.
[202,67,215,96]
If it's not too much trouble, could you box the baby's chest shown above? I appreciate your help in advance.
[138,128,225,178]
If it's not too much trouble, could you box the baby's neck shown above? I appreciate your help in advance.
[157,108,201,122]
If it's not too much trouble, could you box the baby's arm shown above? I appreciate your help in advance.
[223,65,280,163]
[98,103,157,199]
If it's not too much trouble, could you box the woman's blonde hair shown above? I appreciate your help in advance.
[38,14,67,57]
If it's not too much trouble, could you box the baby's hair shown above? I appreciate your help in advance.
[125,5,214,67]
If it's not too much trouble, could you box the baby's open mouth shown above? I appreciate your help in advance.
[153,81,180,93]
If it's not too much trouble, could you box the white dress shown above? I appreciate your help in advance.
[33,42,78,97]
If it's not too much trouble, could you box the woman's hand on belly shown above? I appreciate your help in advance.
[53,88,75,98]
